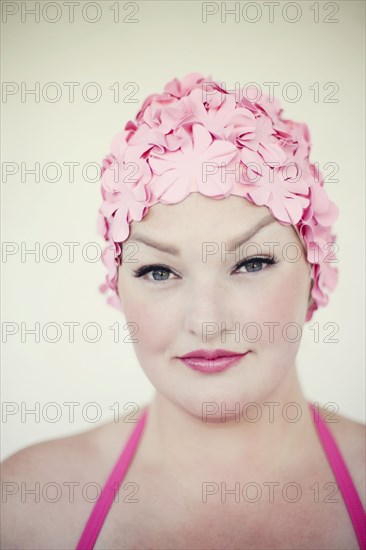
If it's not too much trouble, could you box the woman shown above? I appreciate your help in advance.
[2,73,365,550]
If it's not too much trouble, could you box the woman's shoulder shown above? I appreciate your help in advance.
[317,403,365,456]
[317,404,365,509]
[2,406,146,477]
[0,412,140,549]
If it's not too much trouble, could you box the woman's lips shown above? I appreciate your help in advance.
[178,352,250,374]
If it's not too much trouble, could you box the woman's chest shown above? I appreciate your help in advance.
[93,472,360,549]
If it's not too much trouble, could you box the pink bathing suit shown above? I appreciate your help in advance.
[75,401,366,550]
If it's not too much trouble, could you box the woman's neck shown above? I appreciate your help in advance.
[142,367,317,483]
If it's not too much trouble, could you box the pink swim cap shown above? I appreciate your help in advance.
[97,72,339,322]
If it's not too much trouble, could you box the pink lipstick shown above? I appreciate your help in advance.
[178,349,250,374]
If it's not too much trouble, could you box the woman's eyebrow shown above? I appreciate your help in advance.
[129,214,276,256]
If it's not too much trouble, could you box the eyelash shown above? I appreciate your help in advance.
[131,255,278,282]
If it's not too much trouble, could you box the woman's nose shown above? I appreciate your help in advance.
[181,279,234,340]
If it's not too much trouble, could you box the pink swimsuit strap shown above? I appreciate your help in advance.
[75,407,149,550]
[308,402,366,550]
[75,402,365,550]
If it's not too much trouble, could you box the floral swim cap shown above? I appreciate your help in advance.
[97,72,339,322]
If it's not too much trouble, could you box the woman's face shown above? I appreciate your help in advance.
[118,193,313,419]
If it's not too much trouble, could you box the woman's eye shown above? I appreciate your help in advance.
[132,265,176,281]
[235,256,277,274]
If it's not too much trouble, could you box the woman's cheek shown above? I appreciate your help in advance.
[236,267,309,348]
[124,293,176,354]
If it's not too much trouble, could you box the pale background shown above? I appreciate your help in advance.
[1,0,365,461]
